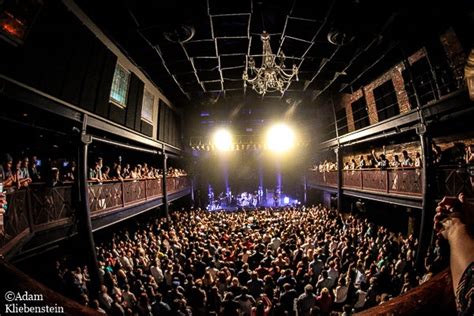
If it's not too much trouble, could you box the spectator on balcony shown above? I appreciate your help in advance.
[343,162,350,170]
[122,163,131,179]
[19,157,31,179]
[102,166,111,181]
[141,163,149,178]
[366,155,377,168]
[131,165,141,179]
[414,152,422,168]
[401,150,413,167]
[14,159,31,188]
[465,145,474,164]
[371,150,388,170]
[110,164,123,181]
[0,153,14,188]
[319,162,325,173]
[432,144,444,165]
[63,161,76,182]
[50,168,63,187]
[350,159,356,170]
[390,155,401,168]
[29,155,41,182]
[358,156,366,169]
[89,159,103,183]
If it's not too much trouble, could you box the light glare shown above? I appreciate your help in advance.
[266,123,295,152]
[213,129,233,151]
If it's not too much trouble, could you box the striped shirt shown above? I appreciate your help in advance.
[456,262,474,315]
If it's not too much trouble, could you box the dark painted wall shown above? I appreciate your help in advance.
[157,99,181,148]
[0,1,180,145]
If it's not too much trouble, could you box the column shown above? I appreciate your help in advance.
[335,147,343,212]
[161,154,169,219]
[75,133,101,299]
[303,175,307,205]
[416,128,434,266]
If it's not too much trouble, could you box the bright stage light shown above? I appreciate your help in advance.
[266,123,295,152]
[212,129,233,151]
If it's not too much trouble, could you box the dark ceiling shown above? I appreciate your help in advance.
[75,0,472,117]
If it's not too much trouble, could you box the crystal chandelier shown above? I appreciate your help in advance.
[243,31,299,95]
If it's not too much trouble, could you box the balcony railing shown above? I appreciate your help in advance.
[308,168,423,196]
[0,177,190,253]
[435,165,473,198]
[306,170,338,188]
[87,177,190,213]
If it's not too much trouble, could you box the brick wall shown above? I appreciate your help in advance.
[440,27,466,83]
[336,48,428,132]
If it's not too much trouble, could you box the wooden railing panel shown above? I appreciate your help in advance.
[30,185,73,225]
[388,168,422,195]
[324,171,338,187]
[343,170,362,188]
[146,178,162,198]
[362,169,387,192]
[88,182,123,213]
[1,189,29,249]
[123,180,146,204]
[436,167,473,198]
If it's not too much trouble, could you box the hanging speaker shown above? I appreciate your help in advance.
[0,0,43,46]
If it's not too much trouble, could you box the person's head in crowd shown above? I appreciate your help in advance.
[21,157,29,169]
[402,150,409,159]
[304,284,313,294]
[1,154,13,171]
[31,156,38,166]
[103,166,110,176]
[13,159,21,172]
[50,168,61,186]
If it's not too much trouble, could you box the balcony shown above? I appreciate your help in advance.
[342,168,422,197]
[307,168,423,205]
[306,170,338,189]
[0,177,190,257]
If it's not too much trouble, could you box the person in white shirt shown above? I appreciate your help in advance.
[150,263,164,284]
[333,277,349,306]
[354,282,368,311]
[401,150,413,167]
[354,264,367,288]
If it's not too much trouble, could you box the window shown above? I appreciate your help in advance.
[110,63,130,107]
[373,79,399,121]
[335,108,348,136]
[402,57,437,107]
[141,89,154,123]
[351,97,370,130]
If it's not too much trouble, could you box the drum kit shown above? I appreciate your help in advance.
[237,192,258,207]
